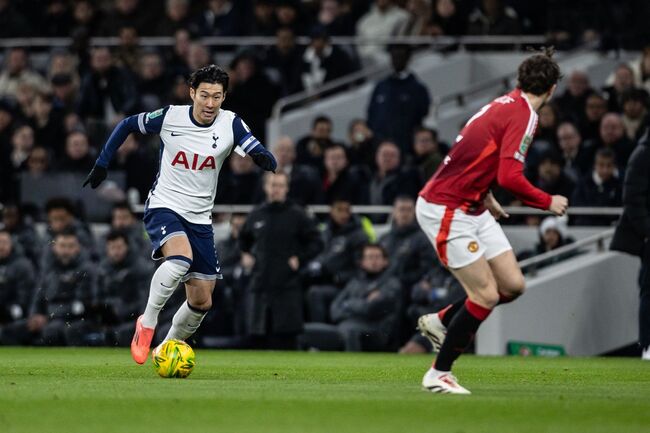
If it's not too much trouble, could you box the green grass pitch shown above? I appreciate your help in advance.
[1,348,649,433]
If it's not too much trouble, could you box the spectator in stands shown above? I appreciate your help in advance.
[365,141,421,207]
[400,265,464,353]
[533,150,576,199]
[0,101,14,200]
[429,0,465,36]
[621,88,649,141]
[166,29,192,78]
[537,102,560,147]
[1,229,97,346]
[557,121,592,181]
[321,142,366,204]
[0,229,35,327]
[96,230,152,346]
[411,126,444,181]
[137,50,169,112]
[0,47,48,98]
[300,26,356,94]
[110,133,157,203]
[402,0,433,36]
[518,216,578,268]
[43,198,94,265]
[110,201,148,256]
[265,136,322,205]
[355,0,409,66]
[9,125,35,173]
[603,64,637,113]
[31,92,66,158]
[25,146,51,177]
[216,213,249,336]
[251,0,276,36]
[216,155,261,205]
[316,0,355,36]
[195,0,248,37]
[56,130,95,173]
[379,196,436,292]
[275,0,308,36]
[296,115,333,170]
[306,197,371,322]
[346,118,375,170]
[51,73,78,113]
[555,70,593,123]
[155,0,193,36]
[329,243,401,351]
[634,46,650,94]
[580,92,608,141]
[0,0,31,37]
[264,27,304,96]
[78,46,138,129]
[367,44,430,156]
[189,43,216,71]
[71,0,102,38]
[225,52,279,143]
[585,113,635,174]
[572,148,622,226]
[0,204,41,268]
[114,26,141,74]
[41,0,73,38]
[239,172,322,349]
[100,0,152,36]
[467,0,521,37]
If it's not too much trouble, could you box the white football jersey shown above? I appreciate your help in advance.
[136,105,258,224]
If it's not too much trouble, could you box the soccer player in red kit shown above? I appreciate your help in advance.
[415,50,568,394]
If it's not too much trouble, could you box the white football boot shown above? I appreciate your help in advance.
[642,346,650,361]
[417,313,447,352]
[422,368,471,395]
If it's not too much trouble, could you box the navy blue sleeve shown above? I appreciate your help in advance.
[232,116,264,154]
[95,108,168,168]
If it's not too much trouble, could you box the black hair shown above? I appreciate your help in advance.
[517,47,562,96]
[393,195,415,205]
[312,115,332,128]
[595,147,616,161]
[106,229,129,244]
[45,197,76,216]
[112,201,134,214]
[362,243,388,258]
[54,226,78,239]
[188,64,229,91]
[414,126,438,141]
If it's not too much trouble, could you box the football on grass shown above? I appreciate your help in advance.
[152,339,195,378]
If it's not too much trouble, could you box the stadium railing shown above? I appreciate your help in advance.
[519,228,616,276]
[130,204,623,217]
[0,35,548,49]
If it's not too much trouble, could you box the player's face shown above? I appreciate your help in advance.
[190,82,225,125]
[0,233,12,259]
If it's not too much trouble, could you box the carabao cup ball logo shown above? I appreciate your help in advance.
[152,339,195,378]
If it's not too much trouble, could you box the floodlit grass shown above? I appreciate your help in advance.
[1,348,649,433]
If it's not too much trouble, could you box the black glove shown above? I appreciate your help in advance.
[250,150,277,172]
[83,164,108,188]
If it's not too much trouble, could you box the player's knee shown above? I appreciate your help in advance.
[503,274,526,298]
[164,255,192,278]
[189,299,211,311]
[474,284,500,309]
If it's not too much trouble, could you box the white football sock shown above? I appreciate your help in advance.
[164,301,208,341]
[141,257,191,328]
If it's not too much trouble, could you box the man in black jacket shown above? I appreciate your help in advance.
[611,128,650,360]
[239,172,322,349]
[306,197,371,322]
[0,230,35,327]
[1,229,97,345]
[96,230,153,346]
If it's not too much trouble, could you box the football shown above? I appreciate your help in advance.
[151,339,195,378]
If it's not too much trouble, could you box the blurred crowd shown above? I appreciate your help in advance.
[1,0,650,351]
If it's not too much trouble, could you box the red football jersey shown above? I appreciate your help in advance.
[420,88,552,214]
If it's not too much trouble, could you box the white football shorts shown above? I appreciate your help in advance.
[415,196,512,269]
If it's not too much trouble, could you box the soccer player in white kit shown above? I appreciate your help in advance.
[83,65,277,364]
